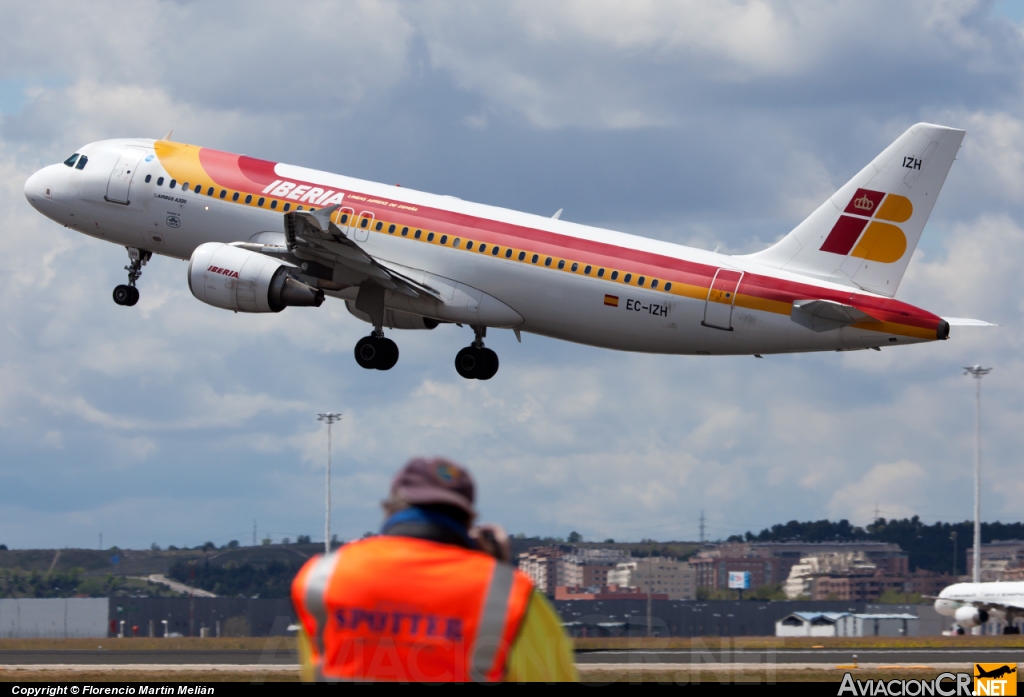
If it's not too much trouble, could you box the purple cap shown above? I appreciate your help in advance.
[390,457,476,515]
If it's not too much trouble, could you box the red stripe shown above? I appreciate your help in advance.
[195,150,942,331]
[820,216,868,255]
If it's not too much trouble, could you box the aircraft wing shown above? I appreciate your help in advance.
[791,299,880,332]
[280,204,441,299]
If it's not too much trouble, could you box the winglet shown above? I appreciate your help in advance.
[161,129,173,141]
[551,208,563,220]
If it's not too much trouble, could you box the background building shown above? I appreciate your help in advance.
[607,557,696,600]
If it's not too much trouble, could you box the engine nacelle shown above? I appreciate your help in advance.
[345,300,439,330]
[954,605,988,627]
[188,243,324,313]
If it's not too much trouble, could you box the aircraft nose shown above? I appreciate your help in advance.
[24,167,50,208]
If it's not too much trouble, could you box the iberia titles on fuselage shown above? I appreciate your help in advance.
[24,123,990,379]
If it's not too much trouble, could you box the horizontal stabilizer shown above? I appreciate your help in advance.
[943,317,997,327]
[791,299,879,332]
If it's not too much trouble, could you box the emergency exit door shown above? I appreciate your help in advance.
[702,268,743,330]
[105,147,146,205]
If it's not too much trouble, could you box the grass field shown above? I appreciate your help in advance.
[0,634,1019,651]
[0,667,958,683]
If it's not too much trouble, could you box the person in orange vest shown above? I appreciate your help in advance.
[291,457,578,682]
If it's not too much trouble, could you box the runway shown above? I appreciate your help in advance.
[576,647,1024,666]
[0,647,1020,668]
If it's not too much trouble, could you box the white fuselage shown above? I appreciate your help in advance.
[24,138,945,356]
[934,582,1024,620]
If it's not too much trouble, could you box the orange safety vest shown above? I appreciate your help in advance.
[292,535,534,682]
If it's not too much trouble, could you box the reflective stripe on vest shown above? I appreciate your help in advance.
[470,562,514,681]
[303,551,342,658]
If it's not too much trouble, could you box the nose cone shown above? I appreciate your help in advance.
[24,167,49,210]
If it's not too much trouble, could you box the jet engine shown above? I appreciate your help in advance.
[954,605,989,627]
[345,300,439,330]
[188,243,324,313]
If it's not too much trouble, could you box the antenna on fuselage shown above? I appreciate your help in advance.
[161,129,173,141]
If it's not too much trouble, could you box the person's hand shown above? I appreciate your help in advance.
[470,523,511,563]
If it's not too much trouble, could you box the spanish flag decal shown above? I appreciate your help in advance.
[604,294,619,307]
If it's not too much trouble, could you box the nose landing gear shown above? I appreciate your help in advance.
[455,326,498,380]
[113,247,150,307]
[354,332,399,371]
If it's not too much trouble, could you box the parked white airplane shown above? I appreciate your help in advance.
[934,582,1024,634]
[24,123,989,378]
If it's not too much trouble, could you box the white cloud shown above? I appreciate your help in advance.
[828,461,929,524]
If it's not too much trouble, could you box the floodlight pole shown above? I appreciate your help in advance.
[963,366,991,586]
[317,412,343,556]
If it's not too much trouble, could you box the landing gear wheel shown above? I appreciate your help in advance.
[455,347,481,379]
[476,348,499,380]
[354,336,380,369]
[376,338,399,371]
[113,284,134,306]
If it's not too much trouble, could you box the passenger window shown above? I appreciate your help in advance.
[297,205,303,210]
[75,155,88,170]
[245,194,252,204]
[207,187,214,196]
[63,154,79,167]
[219,189,226,198]
[341,214,349,224]
[283,203,291,211]
[638,276,645,286]
[428,232,435,242]
[611,271,618,280]
[492,247,499,256]
[557,260,565,269]
[584,265,592,275]
[466,241,473,250]
[401,226,408,235]
[232,192,239,201]
[414,230,422,239]
[532,254,538,263]
[505,249,512,258]
[479,244,487,253]
[388,224,395,233]
[545,257,552,266]
[570,262,578,272]
[271,200,278,209]
[182,182,189,190]
[440,235,448,245]
[258,197,265,206]
[597,268,604,277]
[624,273,632,283]
[169,180,177,189]
[194,184,202,193]
[453,238,460,247]
[144,174,152,183]
[360,218,368,228]
[651,279,658,289]
[518,251,526,261]
[157,177,165,186]
[375,221,382,231]
[664,282,672,291]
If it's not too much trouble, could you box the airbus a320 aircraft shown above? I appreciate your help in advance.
[24,123,989,379]
[934,582,1024,634]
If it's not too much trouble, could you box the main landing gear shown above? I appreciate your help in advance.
[113,247,150,307]
[354,331,399,371]
[455,326,498,380]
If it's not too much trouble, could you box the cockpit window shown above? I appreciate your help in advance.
[63,154,79,168]
[75,155,88,170]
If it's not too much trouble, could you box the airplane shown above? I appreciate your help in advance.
[934,582,1024,634]
[23,122,991,379]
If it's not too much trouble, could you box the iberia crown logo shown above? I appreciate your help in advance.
[819,188,913,263]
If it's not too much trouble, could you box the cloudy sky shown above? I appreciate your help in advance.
[2,0,1023,550]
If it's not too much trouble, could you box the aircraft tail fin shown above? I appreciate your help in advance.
[744,123,965,297]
